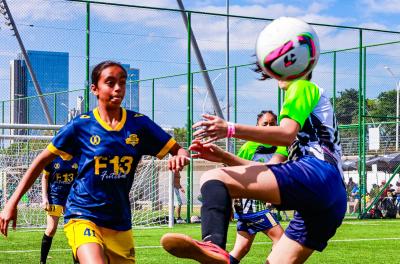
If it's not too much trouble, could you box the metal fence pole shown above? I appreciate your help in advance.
[186,11,192,223]
[85,2,90,112]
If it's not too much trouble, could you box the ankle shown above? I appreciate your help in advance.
[229,254,240,264]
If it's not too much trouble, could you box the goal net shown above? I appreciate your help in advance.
[0,124,174,228]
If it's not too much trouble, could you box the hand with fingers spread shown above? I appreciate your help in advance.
[192,114,229,144]
[0,204,18,237]
[189,139,226,163]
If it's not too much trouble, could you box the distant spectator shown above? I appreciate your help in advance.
[380,180,390,199]
[351,184,360,214]
[395,180,400,195]
[369,184,380,199]
[365,193,371,207]
[346,177,356,201]
[174,171,185,224]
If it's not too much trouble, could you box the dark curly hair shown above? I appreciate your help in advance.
[256,110,277,124]
[91,60,127,85]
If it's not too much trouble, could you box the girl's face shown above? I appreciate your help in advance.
[91,65,126,109]
[257,113,277,127]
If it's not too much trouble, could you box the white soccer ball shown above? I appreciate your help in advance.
[256,17,320,81]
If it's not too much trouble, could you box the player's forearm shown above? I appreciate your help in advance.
[41,175,48,200]
[176,147,190,158]
[7,151,55,208]
[220,151,251,166]
[233,122,297,146]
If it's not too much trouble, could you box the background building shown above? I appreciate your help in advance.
[10,60,27,125]
[10,50,69,125]
[125,67,140,112]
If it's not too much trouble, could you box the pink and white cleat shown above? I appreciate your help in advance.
[161,233,230,264]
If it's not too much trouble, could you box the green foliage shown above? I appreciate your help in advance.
[335,88,359,125]
[0,140,48,155]
[0,130,54,155]
[173,127,187,145]
[368,89,397,120]
[2,220,400,263]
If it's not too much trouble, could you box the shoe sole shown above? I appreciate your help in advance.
[161,233,228,264]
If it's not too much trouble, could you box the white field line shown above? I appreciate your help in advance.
[2,237,400,253]
[11,220,400,234]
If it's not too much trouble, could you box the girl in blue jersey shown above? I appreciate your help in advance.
[0,61,190,264]
[161,70,347,263]
[40,156,79,264]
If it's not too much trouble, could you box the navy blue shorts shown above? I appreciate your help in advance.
[268,156,347,251]
[48,194,67,206]
[235,209,279,235]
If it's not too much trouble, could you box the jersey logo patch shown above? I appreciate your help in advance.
[72,163,78,169]
[125,134,139,147]
[134,114,143,117]
[54,163,60,169]
[80,115,90,119]
[90,135,101,145]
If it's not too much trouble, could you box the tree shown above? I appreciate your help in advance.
[335,88,359,125]
[173,127,187,146]
[368,89,397,140]
[368,89,397,120]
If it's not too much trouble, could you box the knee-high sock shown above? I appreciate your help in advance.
[40,234,53,264]
[201,180,232,249]
[229,254,240,264]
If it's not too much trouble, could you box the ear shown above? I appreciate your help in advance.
[91,84,98,96]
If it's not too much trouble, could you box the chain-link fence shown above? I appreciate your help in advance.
[1,0,400,220]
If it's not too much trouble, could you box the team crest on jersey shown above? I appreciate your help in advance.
[90,135,101,145]
[54,163,60,169]
[80,115,90,119]
[125,134,139,147]
[72,163,78,169]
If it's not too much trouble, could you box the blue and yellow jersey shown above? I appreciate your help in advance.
[47,108,176,231]
[44,156,79,206]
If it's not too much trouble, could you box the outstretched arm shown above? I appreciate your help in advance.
[41,172,50,211]
[0,149,57,236]
[189,140,252,166]
[192,114,299,146]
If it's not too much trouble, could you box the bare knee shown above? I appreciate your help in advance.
[77,243,106,264]
[45,221,59,237]
[199,168,226,188]
[268,234,313,264]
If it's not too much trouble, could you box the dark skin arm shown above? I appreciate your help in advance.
[167,143,190,173]
[0,149,57,236]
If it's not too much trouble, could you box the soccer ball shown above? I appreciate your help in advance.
[256,17,319,81]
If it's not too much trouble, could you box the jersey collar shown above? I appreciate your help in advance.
[93,107,127,131]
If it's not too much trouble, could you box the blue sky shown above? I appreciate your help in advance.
[0,0,400,127]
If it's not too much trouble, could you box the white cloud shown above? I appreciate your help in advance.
[8,0,82,21]
[0,67,8,79]
[362,0,400,14]
[357,22,388,30]
[172,2,354,52]
[0,50,16,57]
